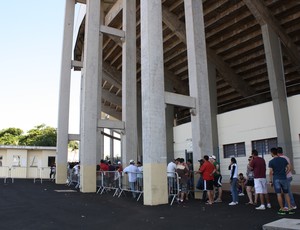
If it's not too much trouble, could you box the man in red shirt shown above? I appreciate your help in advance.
[250,150,271,210]
[199,155,215,205]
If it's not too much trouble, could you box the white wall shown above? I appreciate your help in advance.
[173,95,300,183]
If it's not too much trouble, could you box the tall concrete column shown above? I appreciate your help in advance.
[141,0,168,205]
[56,0,75,184]
[262,24,294,164]
[207,61,219,158]
[122,0,137,165]
[110,129,114,160]
[80,0,101,192]
[165,78,175,164]
[184,0,214,163]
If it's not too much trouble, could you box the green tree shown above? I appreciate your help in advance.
[68,140,79,151]
[0,128,24,145]
[20,124,57,146]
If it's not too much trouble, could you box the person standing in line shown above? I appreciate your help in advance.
[176,158,189,203]
[269,148,294,215]
[136,161,143,192]
[199,155,215,205]
[250,150,271,210]
[123,160,139,199]
[50,163,56,181]
[167,158,179,194]
[209,155,223,203]
[245,156,257,205]
[277,147,297,210]
[228,157,239,205]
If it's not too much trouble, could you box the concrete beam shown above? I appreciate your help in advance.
[100,25,125,38]
[165,92,195,108]
[98,119,124,130]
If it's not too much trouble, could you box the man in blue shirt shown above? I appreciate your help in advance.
[269,148,294,215]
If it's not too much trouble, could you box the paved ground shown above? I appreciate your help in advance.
[0,179,299,230]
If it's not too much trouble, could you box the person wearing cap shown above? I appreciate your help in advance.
[123,160,139,199]
[209,155,223,203]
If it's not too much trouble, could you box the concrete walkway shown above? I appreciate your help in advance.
[0,179,299,230]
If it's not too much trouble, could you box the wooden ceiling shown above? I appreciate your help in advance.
[74,0,300,122]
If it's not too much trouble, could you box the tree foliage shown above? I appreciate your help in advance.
[68,140,79,151]
[0,124,57,147]
[0,128,24,145]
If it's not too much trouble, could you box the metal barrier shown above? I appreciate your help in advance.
[67,167,80,189]
[11,166,27,179]
[96,171,121,196]
[118,171,143,201]
[167,171,180,205]
[0,166,10,183]
[34,167,51,184]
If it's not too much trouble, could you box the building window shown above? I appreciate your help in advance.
[48,157,56,167]
[251,137,277,157]
[0,156,2,166]
[223,142,246,158]
[13,155,21,167]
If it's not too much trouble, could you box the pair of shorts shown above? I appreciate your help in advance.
[203,180,214,191]
[246,179,254,187]
[213,175,222,187]
[254,178,267,194]
[273,179,288,194]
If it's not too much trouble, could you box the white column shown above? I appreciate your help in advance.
[122,0,137,165]
[184,0,214,161]
[56,0,75,184]
[141,0,168,205]
[262,24,294,164]
[80,0,101,192]
[208,61,219,158]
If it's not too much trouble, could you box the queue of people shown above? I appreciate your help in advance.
[67,146,297,215]
[166,146,296,215]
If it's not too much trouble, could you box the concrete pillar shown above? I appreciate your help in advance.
[165,78,175,164]
[80,0,101,192]
[262,24,294,164]
[110,129,114,160]
[184,0,214,163]
[122,0,137,165]
[56,0,75,184]
[140,0,168,205]
[208,61,219,159]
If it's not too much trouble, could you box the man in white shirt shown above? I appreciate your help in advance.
[167,158,179,194]
[123,160,138,198]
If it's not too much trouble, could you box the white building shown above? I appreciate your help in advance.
[174,95,300,183]
[0,145,56,179]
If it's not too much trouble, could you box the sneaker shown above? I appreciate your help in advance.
[214,198,222,203]
[288,209,295,215]
[267,203,272,209]
[229,202,237,206]
[238,193,245,196]
[277,209,286,215]
[256,205,266,210]
[292,206,297,210]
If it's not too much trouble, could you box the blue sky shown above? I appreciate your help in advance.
[0,1,81,133]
